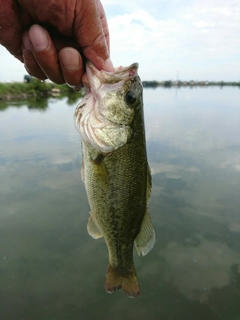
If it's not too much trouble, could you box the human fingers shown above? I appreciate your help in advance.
[22,32,47,80]
[98,0,110,50]
[0,0,32,61]
[23,25,84,88]
[27,24,65,84]
[75,0,114,72]
[59,47,83,90]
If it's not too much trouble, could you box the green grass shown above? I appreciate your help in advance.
[0,79,83,100]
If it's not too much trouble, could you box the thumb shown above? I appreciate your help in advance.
[74,0,114,72]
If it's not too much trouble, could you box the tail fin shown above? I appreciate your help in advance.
[105,264,140,298]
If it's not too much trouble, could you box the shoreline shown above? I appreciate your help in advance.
[0,79,84,101]
[142,80,240,88]
[1,79,239,101]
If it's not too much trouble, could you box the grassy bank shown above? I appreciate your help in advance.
[0,79,83,100]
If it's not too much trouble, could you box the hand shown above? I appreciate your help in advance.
[0,0,114,88]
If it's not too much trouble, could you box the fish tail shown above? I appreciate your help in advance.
[105,264,140,298]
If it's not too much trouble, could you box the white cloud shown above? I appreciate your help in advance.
[0,0,239,81]
[108,11,182,59]
[160,239,240,301]
[0,46,27,82]
[105,1,240,80]
[149,162,200,177]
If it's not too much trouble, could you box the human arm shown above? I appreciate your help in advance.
[0,0,114,88]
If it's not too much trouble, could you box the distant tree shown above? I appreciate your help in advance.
[23,75,32,83]
[163,81,172,87]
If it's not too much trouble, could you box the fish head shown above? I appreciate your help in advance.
[86,62,142,125]
[75,62,143,153]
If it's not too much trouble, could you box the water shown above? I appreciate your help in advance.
[0,87,240,320]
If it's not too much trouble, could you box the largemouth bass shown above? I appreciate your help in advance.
[74,62,155,297]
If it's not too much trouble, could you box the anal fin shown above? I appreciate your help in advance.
[134,210,155,256]
[147,164,152,202]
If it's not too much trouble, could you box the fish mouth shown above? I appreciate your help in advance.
[75,62,141,153]
[86,61,139,86]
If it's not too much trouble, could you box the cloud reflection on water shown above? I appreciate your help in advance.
[144,87,240,303]
[160,238,240,301]
[1,89,240,318]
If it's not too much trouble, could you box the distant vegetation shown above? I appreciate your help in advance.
[0,77,85,101]
[0,77,239,102]
[142,80,240,88]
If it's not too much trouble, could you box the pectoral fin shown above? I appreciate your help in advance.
[87,212,103,239]
[81,159,85,183]
[147,164,152,202]
[81,143,85,183]
[134,210,155,256]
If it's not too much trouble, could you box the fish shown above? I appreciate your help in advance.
[74,62,155,297]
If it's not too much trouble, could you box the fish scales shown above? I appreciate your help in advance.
[75,62,155,297]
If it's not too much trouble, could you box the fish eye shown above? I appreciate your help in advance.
[125,91,137,105]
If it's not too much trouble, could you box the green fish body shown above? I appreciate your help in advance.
[74,62,155,297]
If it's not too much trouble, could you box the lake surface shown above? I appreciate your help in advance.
[1,87,240,320]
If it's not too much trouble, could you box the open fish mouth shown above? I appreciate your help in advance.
[75,62,141,153]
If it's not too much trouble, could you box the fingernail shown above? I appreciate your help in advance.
[103,58,114,72]
[60,48,80,71]
[73,85,83,92]
[29,25,49,51]
[22,34,31,50]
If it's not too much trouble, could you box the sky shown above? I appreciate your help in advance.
[0,0,239,82]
